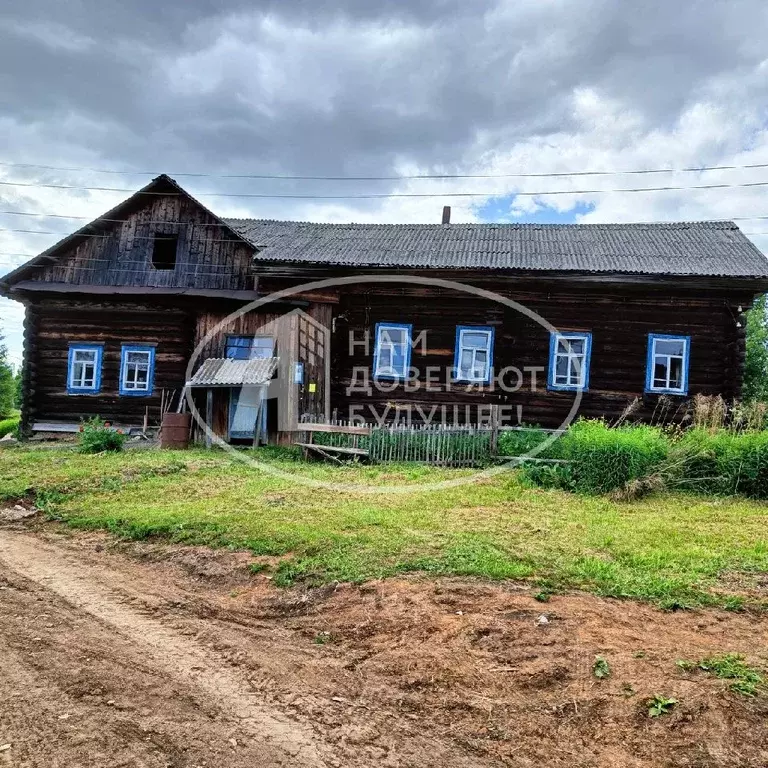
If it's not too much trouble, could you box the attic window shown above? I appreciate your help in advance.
[151,233,178,270]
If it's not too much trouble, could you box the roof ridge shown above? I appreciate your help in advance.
[225,217,737,228]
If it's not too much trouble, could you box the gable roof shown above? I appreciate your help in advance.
[2,172,766,290]
[0,174,253,290]
[226,218,768,278]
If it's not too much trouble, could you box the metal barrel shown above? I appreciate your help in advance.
[160,413,191,449]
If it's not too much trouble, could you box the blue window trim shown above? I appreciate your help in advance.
[119,344,156,397]
[453,326,495,384]
[547,331,593,392]
[645,334,691,395]
[66,343,104,395]
[372,322,412,380]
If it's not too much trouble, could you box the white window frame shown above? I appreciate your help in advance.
[373,323,412,380]
[548,332,592,391]
[646,334,690,395]
[67,344,103,394]
[119,345,155,396]
[454,326,494,383]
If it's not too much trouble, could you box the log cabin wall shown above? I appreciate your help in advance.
[29,194,254,291]
[27,297,194,426]
[329,280,753,427]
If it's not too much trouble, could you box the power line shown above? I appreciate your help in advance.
[0,227,250,245]
[5,159,768,180]
[4,178,768,199]
[0,261,256,279]
[3,208,768,226]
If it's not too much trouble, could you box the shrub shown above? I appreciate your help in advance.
[78,417,128,454]
[497,427,551,457]
[0,414,19,439]
[523,420,668,494]
[672,429,768,499]
[0,359,13,418]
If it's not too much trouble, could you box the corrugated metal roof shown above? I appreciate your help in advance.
[187,357,278,387]
[225,219,768,278]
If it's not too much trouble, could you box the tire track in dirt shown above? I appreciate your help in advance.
[0,530,327,768]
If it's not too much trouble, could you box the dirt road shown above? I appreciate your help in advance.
[0,530,326,768]
[2,524,768,767]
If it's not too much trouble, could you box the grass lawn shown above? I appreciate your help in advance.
[2,446,768,609]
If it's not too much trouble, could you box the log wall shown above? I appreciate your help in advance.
[28,298,194,426]
[16,275,760,434]
[329,281,754,427]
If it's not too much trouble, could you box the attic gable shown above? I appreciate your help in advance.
[0,175,256,294]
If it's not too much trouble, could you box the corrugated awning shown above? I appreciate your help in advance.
[186,357,279,387]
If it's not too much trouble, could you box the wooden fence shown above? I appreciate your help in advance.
[369,423,493,466]
[298,412,560,468]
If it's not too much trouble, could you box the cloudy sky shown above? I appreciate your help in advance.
[2,0,768,365]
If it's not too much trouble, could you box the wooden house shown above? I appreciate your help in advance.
[2,174,767,441]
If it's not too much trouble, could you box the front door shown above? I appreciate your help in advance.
[229,386,263,440]
[226,335,274,441]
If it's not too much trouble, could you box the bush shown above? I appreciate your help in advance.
[78,417,128,454]
[497,427,551,457]
[523,420,669,494]
[672,429,768,499]
[0,414,19,439]
[0,360,13,419]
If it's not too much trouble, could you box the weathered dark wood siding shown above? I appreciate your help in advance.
[193,302,332,438]
[329,280,752,427]
[29,194,254,291]
[25,298,193,427]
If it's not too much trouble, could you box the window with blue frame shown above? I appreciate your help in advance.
[225,335,274,360]
[119,345,155,396]
[373,323,412,379]
[67,344,103,394]
[646,334,690,394]
[548,332,592,391]
[454,326,494,383]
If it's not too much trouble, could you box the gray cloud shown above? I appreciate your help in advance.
[3,0,767,191]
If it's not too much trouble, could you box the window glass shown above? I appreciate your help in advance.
[226,336,274,360]
[68,346,101,392]
[120,346,154,395]
[550,333,591,390]
[374,324,411,378]
[647,335,689,394]
[655,339,685,357]
[455,327,493,382]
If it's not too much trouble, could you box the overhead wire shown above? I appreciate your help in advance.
[4,178,768,198]
[4,158,768,180]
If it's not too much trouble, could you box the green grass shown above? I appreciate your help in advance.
[679,654,765,697]
[3,446,768,608]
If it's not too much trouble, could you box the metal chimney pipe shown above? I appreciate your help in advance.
[441,206,451,224]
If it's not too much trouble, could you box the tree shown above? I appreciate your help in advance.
[743,294,768,402]
[14,366,22,410]
[0,327,14,418]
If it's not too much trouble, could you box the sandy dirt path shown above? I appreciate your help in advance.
[0,530,326,768]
